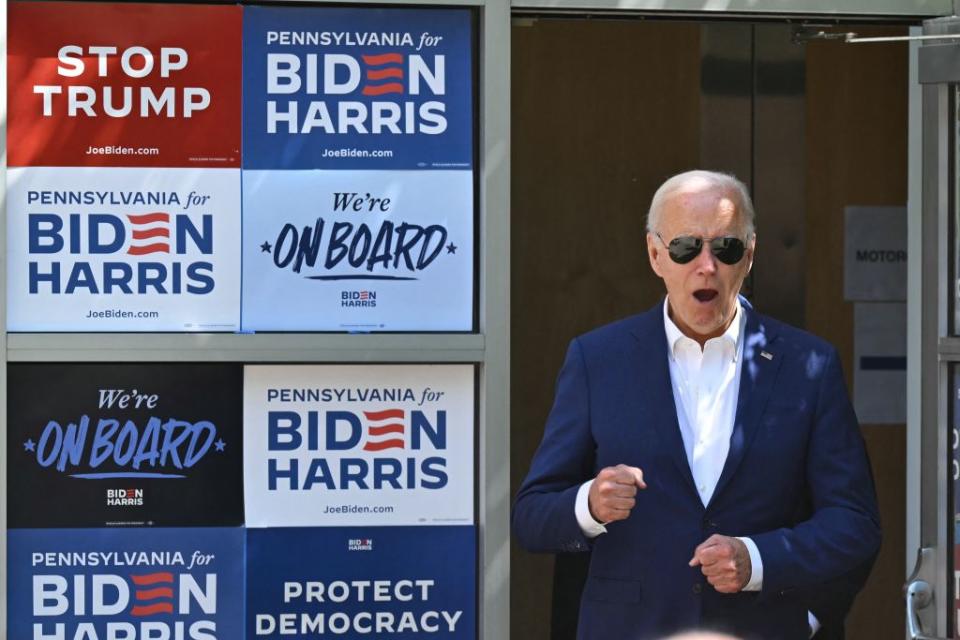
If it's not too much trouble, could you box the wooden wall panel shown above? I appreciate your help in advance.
[511,19,702,640]
[805,27,909,640]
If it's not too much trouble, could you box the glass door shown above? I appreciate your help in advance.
[908,14,960,640]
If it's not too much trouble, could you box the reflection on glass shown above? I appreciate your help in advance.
[952,366,960,636]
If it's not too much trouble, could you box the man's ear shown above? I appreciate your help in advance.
[647,233,663,278]
[744,234,756,274]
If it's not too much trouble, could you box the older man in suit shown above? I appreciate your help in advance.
[512,170,880,640]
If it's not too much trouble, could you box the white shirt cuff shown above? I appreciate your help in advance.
[736,536,763,591]
[808,611,821,637]
[575,480,607,538]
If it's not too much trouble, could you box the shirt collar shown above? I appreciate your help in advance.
[662,295,744,362]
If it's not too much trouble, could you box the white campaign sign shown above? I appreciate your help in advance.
[7,167,241,331]
[244,364,475,527]
[241,170,473,331]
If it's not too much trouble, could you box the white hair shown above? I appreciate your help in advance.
[646,170,755,238]
[661,633,742,640]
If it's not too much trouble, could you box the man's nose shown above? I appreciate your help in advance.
[693,243,717,273]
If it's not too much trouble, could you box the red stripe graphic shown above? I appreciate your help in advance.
[362,53,403,66]
[367,424,405,436]
[132,228,170,240]
[126,213,170,225]
[366,68,403,80]
[135,587,174,600]
[127,243,170,256]
[364,409,404,421]
[130,572,174,586]
[363,439,405,452]
[362,83,404,96]
[131,603,174,617]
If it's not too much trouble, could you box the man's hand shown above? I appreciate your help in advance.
[688,535,751,593]
[587,464,647,524]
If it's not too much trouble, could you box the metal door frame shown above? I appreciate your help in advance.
[908,13,960,640]
[509,0,951,16]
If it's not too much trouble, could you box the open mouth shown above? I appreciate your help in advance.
[693,289,718,303]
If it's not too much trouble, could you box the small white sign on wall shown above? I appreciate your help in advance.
[844,206,907,302]
[854,302,906,425]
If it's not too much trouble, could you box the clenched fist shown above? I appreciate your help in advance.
[587,464,647,524]
[688,534,752,593]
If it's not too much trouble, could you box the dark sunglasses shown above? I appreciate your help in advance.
[655,232,747,265]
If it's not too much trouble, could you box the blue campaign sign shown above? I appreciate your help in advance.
[8,527,244,640]
[243,6,474,170]
[247,526,476,638]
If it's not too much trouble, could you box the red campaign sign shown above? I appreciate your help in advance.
[7,2,241,168]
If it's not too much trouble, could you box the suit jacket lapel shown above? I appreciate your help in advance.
[629,307,699,501]
[710,308,783,504]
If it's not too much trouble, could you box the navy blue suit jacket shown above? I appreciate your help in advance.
[513,301,881,640]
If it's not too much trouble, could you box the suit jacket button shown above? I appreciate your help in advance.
[693,584,702,594]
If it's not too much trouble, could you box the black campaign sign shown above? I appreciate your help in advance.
[8,364,243,528]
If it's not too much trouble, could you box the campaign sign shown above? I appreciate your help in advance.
[242,170,473,331]
[8,1,241,168]
[955,522,960,635]
[954,367,960,518]
[7,167,241,331]
[8,364,244,528]
[243,6,473,170]
[247,526,475,639]
[244,365,474,527]
[8,527,244,640]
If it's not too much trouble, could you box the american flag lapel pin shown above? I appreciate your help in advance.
[760,350,773,361]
